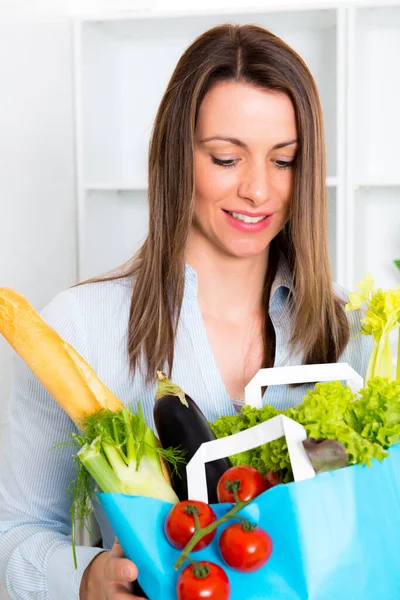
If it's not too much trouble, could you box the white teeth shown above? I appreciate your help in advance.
[228,211,267,224]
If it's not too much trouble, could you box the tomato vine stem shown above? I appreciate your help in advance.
[174,495,253,571]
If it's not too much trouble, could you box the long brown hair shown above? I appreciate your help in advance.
[79,23,349,382]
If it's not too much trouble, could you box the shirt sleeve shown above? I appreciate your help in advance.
[0,288,105,600]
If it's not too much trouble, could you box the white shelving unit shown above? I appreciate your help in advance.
[345,2,400,291]
[73,2,400,292]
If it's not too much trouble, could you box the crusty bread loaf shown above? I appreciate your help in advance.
[0,287,123,426]
[0,287,172,485]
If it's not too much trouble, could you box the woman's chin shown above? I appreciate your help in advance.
[220,239,270,259]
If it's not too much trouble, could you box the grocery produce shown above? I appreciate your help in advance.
[69,403,184,565]
[345,377,400,447]
[154,371,232,502]
[176,561,230,600]
[211,378,400,482]
[218,522,273,572]
[167,467,274,599]
[345,273,400,382]
[302,438,349,473]
[165,500,217,551]
[264,470,280,488]
[216,465,268,503]
[0,287,123,424]
[3,276,400,600]
[0,287,183,568]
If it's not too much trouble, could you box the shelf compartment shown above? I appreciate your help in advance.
[353,5,400,182]
[84,176,338,192]
[79,8,337,184]
[353,185,400,290]
[82,189,148,280]
[355,180,400,189]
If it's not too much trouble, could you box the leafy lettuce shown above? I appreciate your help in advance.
[345,377,400,448]
[210,378,399,482]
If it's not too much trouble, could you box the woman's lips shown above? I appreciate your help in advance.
[222,209,273,233]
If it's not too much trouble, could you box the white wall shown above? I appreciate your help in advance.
[0,20,76,598]
[0,18,76,437]
[0,0,368,20]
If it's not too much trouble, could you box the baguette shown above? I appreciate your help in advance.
[0,287,123,427]
[0,287,172,485]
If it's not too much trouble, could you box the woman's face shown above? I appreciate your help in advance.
[193,81,297,259]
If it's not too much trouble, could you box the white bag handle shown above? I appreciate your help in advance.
[186,414,313,503]
[245,363,364,408]
[186,363,363,503]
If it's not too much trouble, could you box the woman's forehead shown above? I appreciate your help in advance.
[196,82,297,147]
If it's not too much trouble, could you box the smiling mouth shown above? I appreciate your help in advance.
[223,210,270,224]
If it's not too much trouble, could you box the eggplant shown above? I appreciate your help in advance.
[154,371,232,503]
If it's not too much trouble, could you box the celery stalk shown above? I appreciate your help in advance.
[365,342,379,385]
[397,329,400,383]
[373,333,394,380]
[346,275,400,384]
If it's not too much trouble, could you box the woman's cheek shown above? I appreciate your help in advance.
[195,158,237,206]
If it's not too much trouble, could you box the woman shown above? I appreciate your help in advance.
[0,23,370,600]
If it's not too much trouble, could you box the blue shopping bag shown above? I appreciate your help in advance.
[97,364,400,600]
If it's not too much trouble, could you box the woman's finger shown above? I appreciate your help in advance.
[109,538,125,558]
[105,556,138,583]
[106,538,139,583]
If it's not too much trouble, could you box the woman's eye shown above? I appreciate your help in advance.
[211,156,237,168]
[275,159,296,169]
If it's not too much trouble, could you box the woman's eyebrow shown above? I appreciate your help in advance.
[198,136,298,150]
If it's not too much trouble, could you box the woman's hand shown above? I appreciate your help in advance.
[80,538,146,599]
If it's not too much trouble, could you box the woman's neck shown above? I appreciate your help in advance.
[185,234,269,322]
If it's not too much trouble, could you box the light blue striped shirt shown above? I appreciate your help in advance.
[0,256,372,599]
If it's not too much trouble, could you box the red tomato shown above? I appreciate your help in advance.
[217,465,268,503]
[265,470,281,489]
[219,522,273,572]
[165,500,217,551]
[177,561,230,600]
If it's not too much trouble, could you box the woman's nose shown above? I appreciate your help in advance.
[237,163,270,206]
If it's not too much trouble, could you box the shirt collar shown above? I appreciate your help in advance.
[184,262,199,298]
[269,252,293,307]
[184,252,293,305]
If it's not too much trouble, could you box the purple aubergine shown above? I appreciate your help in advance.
[153,371,232,503]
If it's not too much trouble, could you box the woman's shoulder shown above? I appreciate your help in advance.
[39,277,133,357]
[332,280,373,381]
[41,276,132,320]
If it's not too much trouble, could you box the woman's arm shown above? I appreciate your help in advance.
[0,289,104,599]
